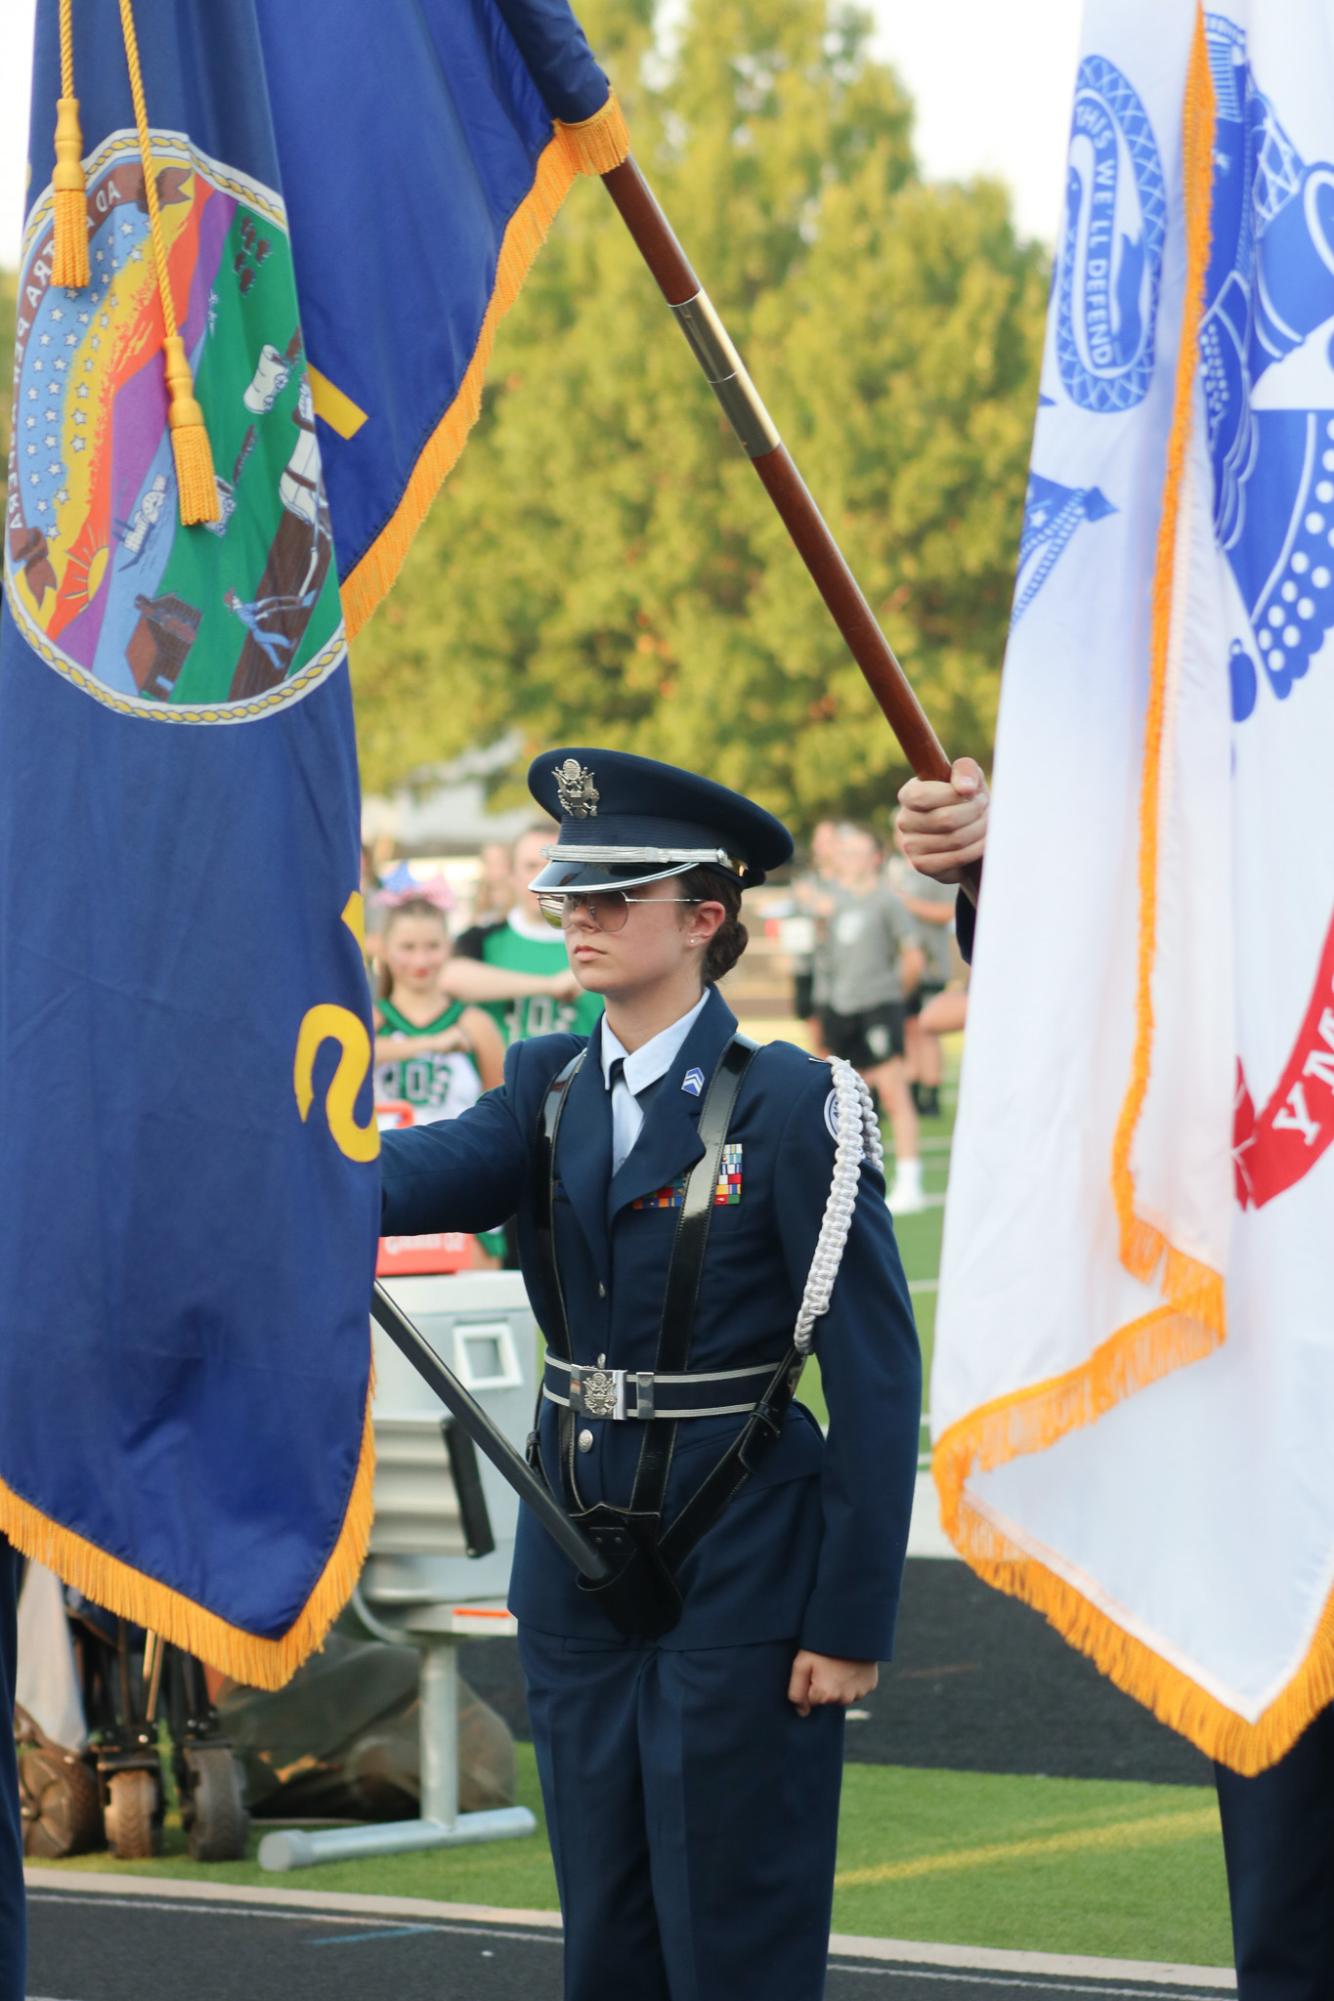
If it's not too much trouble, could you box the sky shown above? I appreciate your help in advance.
[0,2,1081,269]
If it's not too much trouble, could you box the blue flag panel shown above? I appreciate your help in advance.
[2,0,624,1684]
[251,0,628,636]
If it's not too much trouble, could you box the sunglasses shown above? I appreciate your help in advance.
[537,890,702,934]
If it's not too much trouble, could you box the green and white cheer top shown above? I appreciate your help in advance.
[373,998,483,1125]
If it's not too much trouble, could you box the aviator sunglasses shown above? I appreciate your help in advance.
[537,889,703,933]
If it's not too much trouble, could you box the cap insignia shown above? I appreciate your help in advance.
[553,759,600,819]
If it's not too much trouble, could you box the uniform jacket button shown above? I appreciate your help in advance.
[597,1282,607,1298]
[577,1428,594,1453]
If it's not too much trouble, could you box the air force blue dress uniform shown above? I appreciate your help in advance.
[380,750,921,2001]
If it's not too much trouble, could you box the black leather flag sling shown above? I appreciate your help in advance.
[529,1035,805,1639]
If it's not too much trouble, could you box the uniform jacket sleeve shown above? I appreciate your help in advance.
[379,1037,574,1237]
[772,1064,922,1663]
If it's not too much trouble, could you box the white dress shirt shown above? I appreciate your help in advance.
[600,991,710,1173]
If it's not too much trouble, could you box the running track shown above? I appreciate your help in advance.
[25,1875,1235,2001]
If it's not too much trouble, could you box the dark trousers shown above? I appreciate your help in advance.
[1215,1705,1334,2000]
[519,1630,845,2001]
[0,1541,25,2001]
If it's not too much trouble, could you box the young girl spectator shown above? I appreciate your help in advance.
[373,898,505,1119]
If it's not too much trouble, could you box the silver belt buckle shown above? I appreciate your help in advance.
[570,1365,622,1420]
[568,1366,655,1420]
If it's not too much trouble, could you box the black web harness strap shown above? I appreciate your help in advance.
[529,1033,806,1639]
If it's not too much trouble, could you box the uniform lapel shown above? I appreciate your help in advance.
[608,987,740,1220]
[554,1018,614,1275]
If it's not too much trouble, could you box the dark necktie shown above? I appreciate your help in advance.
[608,1059,664,1174]
[608,1059,663,1112]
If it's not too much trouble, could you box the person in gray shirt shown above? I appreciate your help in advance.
[821,826,926,1213]
[889,813,958,1119]
[788,819,840,1049]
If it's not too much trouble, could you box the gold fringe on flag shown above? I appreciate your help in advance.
[0,1373,375,1692]
[936,1390,1334,1776]
[339,93,630,640]
[1110,4,1220,1320]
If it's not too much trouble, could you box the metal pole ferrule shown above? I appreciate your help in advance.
[670,290,781,459]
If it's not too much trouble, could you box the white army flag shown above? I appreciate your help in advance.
[933,0,1334,1771]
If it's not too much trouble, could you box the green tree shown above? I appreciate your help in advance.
[352,0,1047,827]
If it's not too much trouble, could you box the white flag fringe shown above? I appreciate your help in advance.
[933,0,1334,1774]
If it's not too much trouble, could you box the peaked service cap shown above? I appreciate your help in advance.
[527,747,794,894]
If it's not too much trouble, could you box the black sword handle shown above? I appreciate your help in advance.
[370,1281,611,1584]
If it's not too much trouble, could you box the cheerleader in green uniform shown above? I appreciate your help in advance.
[373,897,506,1120]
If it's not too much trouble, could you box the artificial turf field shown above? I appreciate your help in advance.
[31,1036,1236,1974]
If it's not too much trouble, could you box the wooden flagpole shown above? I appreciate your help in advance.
[602,158,980,902]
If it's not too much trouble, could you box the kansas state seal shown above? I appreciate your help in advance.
[3,129,344,723]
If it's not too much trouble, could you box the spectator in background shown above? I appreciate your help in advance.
[373,896,507,1263]
[889,811,958,1120]
[374,898,506,1109]
[359,840,398,980]
[452,827,604,1046]
[787,819,840,1051]
[369,857,582,1019]
[473,841,518,927]
[360,842,382,926]
[822,826,927,1214]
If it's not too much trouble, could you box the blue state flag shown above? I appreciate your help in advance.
[1,0,625,1684]
[257,0,629,638]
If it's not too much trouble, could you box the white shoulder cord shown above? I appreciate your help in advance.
[793,1057,884,1354]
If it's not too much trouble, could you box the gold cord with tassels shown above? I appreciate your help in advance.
[52,0,90,286]
[119,0,218,523]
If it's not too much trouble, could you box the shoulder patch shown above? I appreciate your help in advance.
[824,1083,877,1165]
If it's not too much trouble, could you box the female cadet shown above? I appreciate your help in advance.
[380,748,921,2001]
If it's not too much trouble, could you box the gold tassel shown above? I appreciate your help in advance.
[164,334,219,524]
[120,0,218,527]
[52,96,89,288]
